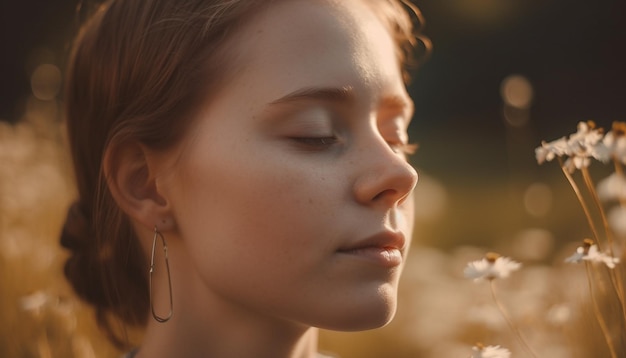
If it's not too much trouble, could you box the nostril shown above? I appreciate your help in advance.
[397,191,414,207]
[372,189,397,202]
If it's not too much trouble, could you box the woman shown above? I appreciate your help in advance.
[61,0,427,356]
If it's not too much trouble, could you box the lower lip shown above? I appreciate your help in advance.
[338,247,403,267]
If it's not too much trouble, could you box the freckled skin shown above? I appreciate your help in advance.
[167,0,416,329]
[138,0,418,357]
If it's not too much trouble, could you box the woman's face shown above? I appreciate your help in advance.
[161,0,418,330]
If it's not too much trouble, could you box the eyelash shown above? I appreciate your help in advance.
[291,136,339,148]
[389,142,419,156]
[292,136,417,158]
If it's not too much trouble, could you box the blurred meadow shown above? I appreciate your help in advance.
[2,0,626,357]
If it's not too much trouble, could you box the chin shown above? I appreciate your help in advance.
[343,310,397,332]
[314,289,399,331]
[322,306,397,332]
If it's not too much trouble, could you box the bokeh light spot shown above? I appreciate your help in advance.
[501,74,533,109]
[523,182,552,217]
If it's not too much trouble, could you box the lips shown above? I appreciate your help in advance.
[337,231,406,267]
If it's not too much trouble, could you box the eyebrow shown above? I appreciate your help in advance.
[268,86,355,106]
[266,86,415,123]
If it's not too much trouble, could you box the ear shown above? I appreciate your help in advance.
[103,141,175,232]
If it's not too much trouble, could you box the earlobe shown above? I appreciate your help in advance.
[104,142,173,231]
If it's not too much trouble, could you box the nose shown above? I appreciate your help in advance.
[352,140,418,208]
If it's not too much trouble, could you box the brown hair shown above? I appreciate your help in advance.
[60,0,428,348]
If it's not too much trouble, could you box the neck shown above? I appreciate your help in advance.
[138,321,319,358]
[136,244,319,358]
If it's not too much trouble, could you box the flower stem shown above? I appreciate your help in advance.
[612,159,626,309]
[581,167,626,327]
[489,281,539,358]
[581,167,616,256]
[585,262,619,358]
[558,159,603,251]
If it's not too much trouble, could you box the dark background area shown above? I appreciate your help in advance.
[410,0,626,177]
[2,0,626,124]
[1,0,625,248]
[2,0,625,147]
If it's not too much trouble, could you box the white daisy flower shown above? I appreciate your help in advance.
[535,137,568,164]
[602,121,626,164]
[470,343,511,358]
[565,238,620,269]
[562,155,590,173]
[536,121,610,172]
[565,121,610,169]
[568,121,604,149]
[464,253,522,281]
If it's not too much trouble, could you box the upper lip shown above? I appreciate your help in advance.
[337,231,406,252]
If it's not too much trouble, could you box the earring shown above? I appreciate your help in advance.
[150,226,173,323]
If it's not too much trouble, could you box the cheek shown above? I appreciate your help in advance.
[170,146,342,273]
[166,147,351,311]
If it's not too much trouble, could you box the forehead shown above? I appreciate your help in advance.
[225,0,404,99]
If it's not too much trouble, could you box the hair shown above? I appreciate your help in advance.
[60,0,429,348]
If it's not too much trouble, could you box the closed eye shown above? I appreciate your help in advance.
[291,136,339,149]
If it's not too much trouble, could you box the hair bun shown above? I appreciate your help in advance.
[60,201,91,250]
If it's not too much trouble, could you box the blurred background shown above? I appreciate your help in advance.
[1,0,626,357]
